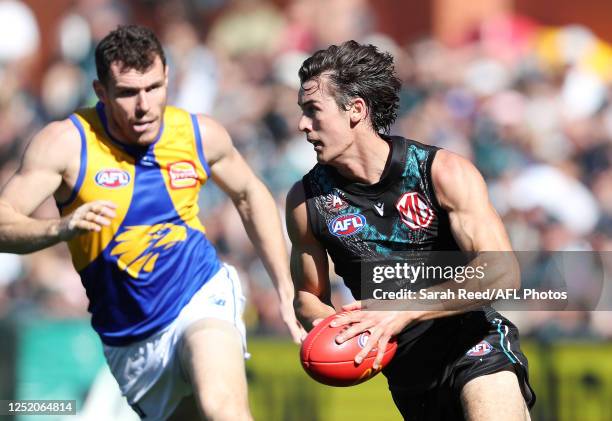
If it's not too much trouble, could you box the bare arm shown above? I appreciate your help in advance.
[404,149,520,319]
[0,120,116,254]
[285,181,336,330]
[433,149,513,253]
[200,115,305,342]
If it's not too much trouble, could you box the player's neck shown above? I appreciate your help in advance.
[106,118,129,145]
[106,116,154,148]
[333,132,391,185]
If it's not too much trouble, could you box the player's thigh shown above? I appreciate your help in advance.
[460,369,530,421]
[179,318,250,418]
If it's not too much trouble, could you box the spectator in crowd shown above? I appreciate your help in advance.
[1,0,611,339]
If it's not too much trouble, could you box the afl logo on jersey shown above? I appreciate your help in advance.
[95,169,130,188]
[329,213,366,237]
[466,340,493,357]
[168,161,198,189]
[396,192,435,229]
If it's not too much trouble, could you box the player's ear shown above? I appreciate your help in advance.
[349,98,367,124]
[93,80,106,104]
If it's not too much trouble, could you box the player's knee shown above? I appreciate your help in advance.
[461,370,528,421]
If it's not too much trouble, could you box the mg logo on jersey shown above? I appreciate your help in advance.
[95,169,130,188]
[466,340,493,357]
[168,161,198,189]
[329,213,366,237]
[396,192,435,229]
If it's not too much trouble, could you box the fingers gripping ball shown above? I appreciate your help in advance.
[300,314,397,387]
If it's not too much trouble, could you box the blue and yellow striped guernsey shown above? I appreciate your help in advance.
[58,102,221,346]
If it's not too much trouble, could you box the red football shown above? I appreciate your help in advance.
[300,313,398,387]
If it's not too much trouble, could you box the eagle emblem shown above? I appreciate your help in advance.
[110,224,187,278]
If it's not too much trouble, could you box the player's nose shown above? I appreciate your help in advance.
[136,90,151,113]
[298,115,312,133]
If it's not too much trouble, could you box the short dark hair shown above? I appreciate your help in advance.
[95,25,166,85]
[299,40,401,134]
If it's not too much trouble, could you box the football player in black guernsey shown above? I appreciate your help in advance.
[286,41,535,421]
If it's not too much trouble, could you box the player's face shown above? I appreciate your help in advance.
[298,77,353,164]
[95,55,168,147]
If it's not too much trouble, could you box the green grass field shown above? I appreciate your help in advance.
[7,321,612,420]
[247,339,402,421]
[248,339,612,421]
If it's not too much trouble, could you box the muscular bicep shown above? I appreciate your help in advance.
[0,120,77,216]
[286,182,332,305]
[432,150,512,252]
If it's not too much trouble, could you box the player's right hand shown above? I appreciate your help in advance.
[58,200,117,240]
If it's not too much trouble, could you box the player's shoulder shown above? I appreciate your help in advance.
[287,162,325,207]
[287,180,306,209]
[432,149,480,186]
[286,179,314,237]
[24,118,81,167]
[37,118,81,145]
[194,114,229,139]
[194,114,232,165]
[301,163,333,190]
[431,149,486,209]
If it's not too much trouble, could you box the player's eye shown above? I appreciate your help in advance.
[304,105,317,117]
[116,89,138,98]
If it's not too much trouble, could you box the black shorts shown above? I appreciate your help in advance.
[382,308,535,421]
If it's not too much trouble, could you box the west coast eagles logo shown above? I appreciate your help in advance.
[110,224,187,278]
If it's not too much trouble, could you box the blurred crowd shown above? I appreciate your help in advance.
[1,0,611,341]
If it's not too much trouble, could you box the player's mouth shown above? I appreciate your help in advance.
[132,119,156,133]
[308,138,324,151]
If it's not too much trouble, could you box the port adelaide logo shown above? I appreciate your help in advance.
[95,169,130,188]
[324,193,348,213]
[329,213,366,237]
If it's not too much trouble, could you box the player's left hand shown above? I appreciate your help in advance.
[279,298,307,344]
[332,301,423,369]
